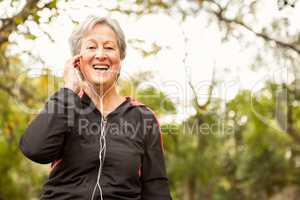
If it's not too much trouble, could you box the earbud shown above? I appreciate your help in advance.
[116,71,120,80]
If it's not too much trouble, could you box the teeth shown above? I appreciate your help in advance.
[93,64,109,70]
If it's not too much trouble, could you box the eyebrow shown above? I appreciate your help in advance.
[84,37,116,44]
[103,41,117,46]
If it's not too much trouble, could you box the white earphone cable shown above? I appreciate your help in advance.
[78,68,119,200]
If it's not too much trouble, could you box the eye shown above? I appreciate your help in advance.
[104,46,114,50]
[87,46,96,50]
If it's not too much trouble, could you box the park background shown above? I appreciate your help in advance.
[0,0,300,199]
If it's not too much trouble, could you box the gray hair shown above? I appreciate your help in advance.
[68,15,126,60]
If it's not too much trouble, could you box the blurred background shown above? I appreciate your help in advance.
[0,0,300,199]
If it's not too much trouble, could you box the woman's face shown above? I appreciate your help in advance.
[79,23,121,88]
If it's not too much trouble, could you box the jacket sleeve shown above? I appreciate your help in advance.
[141,112,172,200]
[19,88,80,164]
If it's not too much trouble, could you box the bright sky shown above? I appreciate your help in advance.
[3,0,300,122]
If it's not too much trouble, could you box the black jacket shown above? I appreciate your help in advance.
[19,88,172,200]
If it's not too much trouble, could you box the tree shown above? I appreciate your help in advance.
[1,1,300,199]
[0,0,60,102]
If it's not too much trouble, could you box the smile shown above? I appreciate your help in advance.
[92,64,110,71]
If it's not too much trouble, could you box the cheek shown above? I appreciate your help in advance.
[110,54,121,65]
[81,53,94,65]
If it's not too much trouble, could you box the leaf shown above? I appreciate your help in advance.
[48,0,57,9]
[24,34,37,40]
[14,16,23,25]
[32,12,40,22]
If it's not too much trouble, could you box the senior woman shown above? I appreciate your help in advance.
[19,15,172,200]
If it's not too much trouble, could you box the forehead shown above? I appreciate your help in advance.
[83,23,118,43]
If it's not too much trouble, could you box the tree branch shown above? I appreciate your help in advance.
[0,0,57,45]
[189,65,216,113]
[206,0,300,54]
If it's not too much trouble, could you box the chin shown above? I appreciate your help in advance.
[88,76,107,84]
[91,80,107,87]
[93,79,114,88]
[86,74,116,87]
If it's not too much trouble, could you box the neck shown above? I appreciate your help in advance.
[92,85,124,117]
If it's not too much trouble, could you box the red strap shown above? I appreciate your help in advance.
[51,159,62,170]
[138,166,142,177]
[78,89,84,98]
[128,96,165,151]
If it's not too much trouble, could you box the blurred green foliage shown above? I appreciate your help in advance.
[0,0,300,200]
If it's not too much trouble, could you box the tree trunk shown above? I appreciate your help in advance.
[183,177,196,200]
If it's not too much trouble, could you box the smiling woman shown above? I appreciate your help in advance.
[19,15,172,200]
[78,23,121,90]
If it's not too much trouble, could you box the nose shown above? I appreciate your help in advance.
[94,48,107,60]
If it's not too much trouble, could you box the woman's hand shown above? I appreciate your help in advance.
[63,55,82,94]
[63,55,101,107]
[63,55,99,105]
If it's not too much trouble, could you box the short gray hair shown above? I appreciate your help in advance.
[69,15,126,60]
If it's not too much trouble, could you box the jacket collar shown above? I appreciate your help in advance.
[79,93,134,117]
